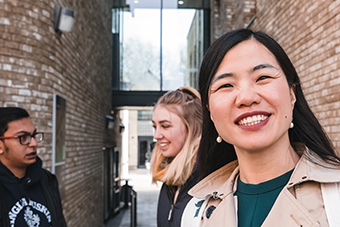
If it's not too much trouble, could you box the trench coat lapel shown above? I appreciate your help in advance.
[261,188,319,227]
[189,161,239,227]
[205,194,238,227]
[203,187,320,227]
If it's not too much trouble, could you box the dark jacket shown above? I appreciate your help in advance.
[0,157,67,227]
[157,171,198,227]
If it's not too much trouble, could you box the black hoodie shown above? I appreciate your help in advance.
[157,171,198,227]
[0,157,66,227]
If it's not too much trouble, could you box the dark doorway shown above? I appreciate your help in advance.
[138,136,154,168]
[103,147,120,221]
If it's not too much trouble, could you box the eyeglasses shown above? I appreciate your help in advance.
[0,132,44,145]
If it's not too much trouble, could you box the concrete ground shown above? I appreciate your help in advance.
[104,169,161,227]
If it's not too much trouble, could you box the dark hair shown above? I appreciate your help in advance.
[197,28,339,179]
[0,107,30,137]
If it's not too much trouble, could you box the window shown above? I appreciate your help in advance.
[112,1,209,92]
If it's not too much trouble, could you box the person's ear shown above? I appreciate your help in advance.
[0,141,4,155]
[206,104,210,111]
[290,85,296,110]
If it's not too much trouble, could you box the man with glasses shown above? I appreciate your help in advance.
[0,107,66,227]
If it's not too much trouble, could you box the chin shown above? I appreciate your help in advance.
[162,153,174,158]
[26,157,37,164]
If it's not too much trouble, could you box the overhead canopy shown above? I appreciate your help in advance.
[112,90,167,107]
[112,0,210,9]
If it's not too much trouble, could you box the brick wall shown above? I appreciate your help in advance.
[213,0,340,150]
[210,0,255,42]
[0,0,115,226]
[253,0,340,150]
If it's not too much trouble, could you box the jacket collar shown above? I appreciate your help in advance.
[188,160,238,199]
[189,151,340,199]
[287,152,340,188]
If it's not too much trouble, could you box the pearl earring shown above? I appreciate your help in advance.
[290,122,294,129]
[216,135,222,143]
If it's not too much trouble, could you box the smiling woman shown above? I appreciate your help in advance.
[209,39,296,155]
[182,29,340,227]
[150,86,202,227]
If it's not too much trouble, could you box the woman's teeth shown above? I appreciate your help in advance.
[159,142,169,147]
[238,115,268,126]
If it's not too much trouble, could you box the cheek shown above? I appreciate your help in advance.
[175,139,186,152]
[274,86,294,111]
[178,128,187,147]
[173,128,187,152]
[209,96,229,124]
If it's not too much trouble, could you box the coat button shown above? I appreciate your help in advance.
[206,205,216,219]
[212,191,218,199]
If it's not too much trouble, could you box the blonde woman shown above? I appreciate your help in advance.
[151,86,202,227]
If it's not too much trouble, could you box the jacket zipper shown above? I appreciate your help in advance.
[168,185,180,221]
[168,204,174,221]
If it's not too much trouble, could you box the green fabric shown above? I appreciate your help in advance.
[235,169,294,227]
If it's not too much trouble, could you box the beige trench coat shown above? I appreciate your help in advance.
[181,154,340,227]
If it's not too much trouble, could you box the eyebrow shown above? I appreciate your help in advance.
[211,73,234,84]
[252,64,278,72]
[14,129,36,136]
[152,120,171,124]
[212,63,278,84]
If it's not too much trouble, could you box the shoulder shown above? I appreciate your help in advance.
[42,168,56,178]
[158,182,169,198]
[291,153,340,186]
[40,169,59,186]
[182,162,239,226]
[182,171,199,189]
[189,160,238,198]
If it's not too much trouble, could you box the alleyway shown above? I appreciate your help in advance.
[104,169,161,227]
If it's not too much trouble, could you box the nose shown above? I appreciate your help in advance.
[235,86,261,107]
[28,137,37,146]
[153,128,163,140]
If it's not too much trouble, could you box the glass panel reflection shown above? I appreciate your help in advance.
[118,1,206,91]
[122,9,161,90]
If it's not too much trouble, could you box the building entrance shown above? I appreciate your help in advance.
[138,136,154,168]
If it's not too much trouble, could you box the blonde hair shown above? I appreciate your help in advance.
[150,86,202,185]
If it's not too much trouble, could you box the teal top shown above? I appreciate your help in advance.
[235,169,294,227]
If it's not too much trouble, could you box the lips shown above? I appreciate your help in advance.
[235,112,270,126]
[158,142,170,150]
[26,152,37,159]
